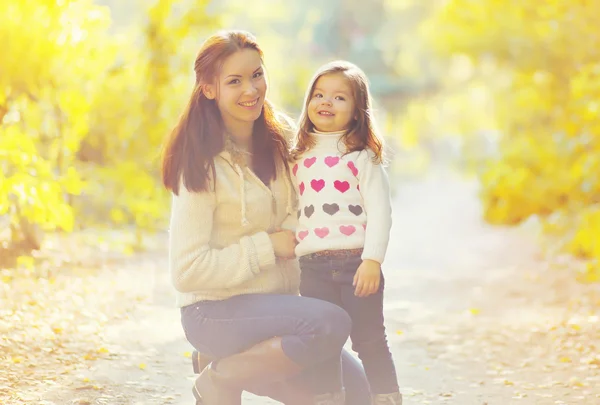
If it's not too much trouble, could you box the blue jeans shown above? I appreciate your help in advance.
[299,252,399,394]
[181,293,371,404]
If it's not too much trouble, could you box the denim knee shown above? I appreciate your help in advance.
[283,300,351,364]
[314,302,352,354]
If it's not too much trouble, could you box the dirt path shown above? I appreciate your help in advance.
[11,168,599,405]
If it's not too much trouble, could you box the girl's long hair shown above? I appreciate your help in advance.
[291,60,385,163]
[161,30,289,194]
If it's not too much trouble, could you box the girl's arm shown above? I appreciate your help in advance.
[356,150,393,264]
[169,183,276,293]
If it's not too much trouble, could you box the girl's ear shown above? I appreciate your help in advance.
[202,84,216,100]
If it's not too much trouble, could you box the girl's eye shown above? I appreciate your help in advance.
[335,96,345,101]
[253,71,263,78]
[313,93,323,98]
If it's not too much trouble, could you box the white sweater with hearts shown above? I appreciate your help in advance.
[291,131,392,264]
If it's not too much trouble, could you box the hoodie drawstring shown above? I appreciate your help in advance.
[234,159,295,228]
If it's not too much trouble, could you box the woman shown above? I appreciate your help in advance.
[161,30,371,405]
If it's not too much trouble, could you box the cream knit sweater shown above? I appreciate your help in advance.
[168,148,300,307]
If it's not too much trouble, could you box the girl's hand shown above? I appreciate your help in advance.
[269,229,297,259]
[353,259,381,297]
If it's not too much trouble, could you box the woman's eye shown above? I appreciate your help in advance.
[253,71,263,78]
[228,79,240,85]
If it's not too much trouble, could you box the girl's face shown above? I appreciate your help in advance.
[307,73,356,133]
[205,49,267,129]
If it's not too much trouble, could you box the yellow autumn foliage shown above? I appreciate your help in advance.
[1,0,218,250]
[424,1,600,271]
[1,0,109,234]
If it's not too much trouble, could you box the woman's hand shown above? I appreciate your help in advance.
[269,229,297,259]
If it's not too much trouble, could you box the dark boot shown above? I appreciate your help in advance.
[192,350,212,374]
[192,337,304,405]
[372,392,402,405]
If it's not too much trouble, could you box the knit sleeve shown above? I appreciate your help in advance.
[168,183,276,293]
[279,157,299,232]
[356,150,393,264]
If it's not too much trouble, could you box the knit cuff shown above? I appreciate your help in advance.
[250,231,277,271]
[361,247,386,265]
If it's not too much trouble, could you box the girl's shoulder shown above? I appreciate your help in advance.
[347,147,387,167]
[345,147,374,159]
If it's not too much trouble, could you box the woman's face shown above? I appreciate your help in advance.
[206,49,267,129]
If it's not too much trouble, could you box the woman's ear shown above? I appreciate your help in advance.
[202,84,216,100]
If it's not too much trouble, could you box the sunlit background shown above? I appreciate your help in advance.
[5,0,599,262]
[2,0,600,403]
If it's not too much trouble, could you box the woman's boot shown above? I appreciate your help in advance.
[313,390,345,405]
[192,337,303,405]
[371,392,403,405]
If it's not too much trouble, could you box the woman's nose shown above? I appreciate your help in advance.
[244,82,258,95]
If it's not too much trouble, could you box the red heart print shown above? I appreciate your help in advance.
[347,161,358,176]
[311,179,325,192]
[298,230,309,240]
[292,163,298,176]
[314,227,329,238]
[334,180,350,193]
[299,182,305,195]
[340,225,356,236]
[324,156,340,167]
[304,157,316,168]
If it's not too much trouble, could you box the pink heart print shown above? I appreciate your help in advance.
[304,157,316,168]
[324,156,340,167]
[340,225,356,236]
[311,179,325,192]
[298,230,309,240]
[334,180,350,193]
[314,227,329,238]
[292,163,298,176]
[347,161,358,176]
[299,182,305,195]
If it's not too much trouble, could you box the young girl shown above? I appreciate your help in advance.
[290,60,403,405]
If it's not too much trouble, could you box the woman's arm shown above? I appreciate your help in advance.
[169,185,276,293]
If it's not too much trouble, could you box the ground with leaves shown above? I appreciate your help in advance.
[1,168,599,405]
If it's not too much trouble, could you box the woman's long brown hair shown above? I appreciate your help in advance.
[290,60,385,163]
[161,30,289,195]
